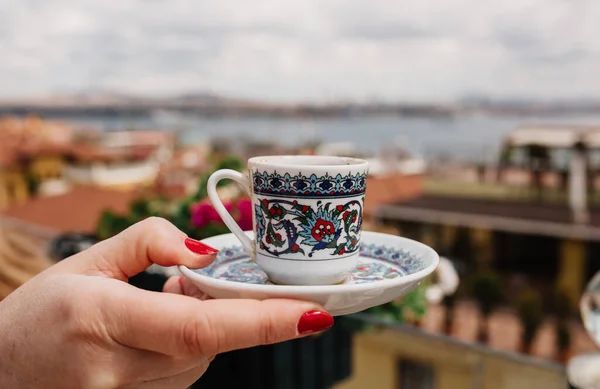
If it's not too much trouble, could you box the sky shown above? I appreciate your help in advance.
[1,0,600,103]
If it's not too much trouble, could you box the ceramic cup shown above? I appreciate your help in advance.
[207,155,369,285]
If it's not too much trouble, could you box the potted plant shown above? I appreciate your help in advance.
[442,292,457,335]
[556,319,571,364]
[548,289,573,364]
[515,287,544,354]
[468,271,504,343]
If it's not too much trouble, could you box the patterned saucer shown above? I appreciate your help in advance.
[179,231,439,316]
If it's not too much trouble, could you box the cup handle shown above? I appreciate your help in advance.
[207,169,254,255]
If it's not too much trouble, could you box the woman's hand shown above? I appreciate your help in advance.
[0,217,333,389]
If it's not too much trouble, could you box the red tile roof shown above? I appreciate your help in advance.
[2,186,139,234]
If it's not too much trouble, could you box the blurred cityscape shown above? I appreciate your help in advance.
[5,1,600,388]
[2,111,599,389]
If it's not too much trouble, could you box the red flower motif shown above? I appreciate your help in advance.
[291,243,300,252]
[301,205,310,213]
[262,199,269,207]
[336,205,344,212]
[311,219,336,241]
[343,211,357,223]
[338,247,346,255]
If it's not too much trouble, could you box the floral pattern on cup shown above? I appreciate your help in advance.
[252,171,368,198]
[254,198,363,258]
[197,242,425,285]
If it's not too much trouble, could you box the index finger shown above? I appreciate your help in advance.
[103,285,333,356]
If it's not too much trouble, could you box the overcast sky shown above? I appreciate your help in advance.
[1,0,600,103]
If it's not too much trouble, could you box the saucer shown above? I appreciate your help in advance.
[179,231,439,316]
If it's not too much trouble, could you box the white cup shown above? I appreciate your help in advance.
[207,155,369,285]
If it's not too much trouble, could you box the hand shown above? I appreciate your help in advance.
[0,217,333,389]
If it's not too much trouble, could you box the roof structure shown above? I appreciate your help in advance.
[1,185,139,234]
[377,195,600,241]
[506,125,600,148]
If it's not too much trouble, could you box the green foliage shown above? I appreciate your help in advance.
[515,287,544,350]
[346,281,430,332]
[94,156,245,240]
[468,271,504,317]
[96,210,135,240]
[217,156,244,173]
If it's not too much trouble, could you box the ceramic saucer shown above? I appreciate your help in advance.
[179,231,439,316]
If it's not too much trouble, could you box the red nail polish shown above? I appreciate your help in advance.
[185,238,219,255]
[297,310,334,335]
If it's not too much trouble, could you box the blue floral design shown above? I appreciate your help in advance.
[195,242,426,286]
[252,171,368,198]
[218,261,267,284]
[359,243,427,275]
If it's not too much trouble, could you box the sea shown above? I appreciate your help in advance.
[56,112,600,163]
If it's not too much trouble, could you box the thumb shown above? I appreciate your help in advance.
[106,287,334,356]
[60,217,218,280]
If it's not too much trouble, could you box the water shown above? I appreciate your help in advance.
[58,112,600,162]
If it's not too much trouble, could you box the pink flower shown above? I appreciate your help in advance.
[236,197,253,231]
[190,200,232,228]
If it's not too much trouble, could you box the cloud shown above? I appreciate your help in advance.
[1,0,600,101]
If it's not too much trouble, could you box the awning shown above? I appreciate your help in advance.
[505,125,600,148]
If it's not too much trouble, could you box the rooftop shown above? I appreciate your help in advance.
[376,194,600,241]
[506,124,600,148]
[1,185,139,234]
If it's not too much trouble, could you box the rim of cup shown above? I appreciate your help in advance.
[247,155,369,170]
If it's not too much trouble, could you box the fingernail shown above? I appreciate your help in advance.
[185,238,219,255]
[297,310,334,335]
[178,277,184,287]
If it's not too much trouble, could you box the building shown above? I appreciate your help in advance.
[335,314,570,389]
[0,115,73,209]
[376,125,600,305]
[63,130,175,190]
[330,125,600,389]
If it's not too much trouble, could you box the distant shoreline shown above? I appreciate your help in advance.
[3,104,600,120]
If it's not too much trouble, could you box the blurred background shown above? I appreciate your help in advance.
[2,1,600,388]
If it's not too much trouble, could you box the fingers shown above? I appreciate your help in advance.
[104,286,333,357]
[186,299,334,356]
[61,217,219,280]
[163,277,210,300]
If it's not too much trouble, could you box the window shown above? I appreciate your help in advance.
[397,359,435,389]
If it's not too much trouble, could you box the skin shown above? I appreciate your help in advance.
[0,217,330,389]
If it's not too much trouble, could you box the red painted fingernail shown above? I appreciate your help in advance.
[297,310,334,335]
[184,238,219,255]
